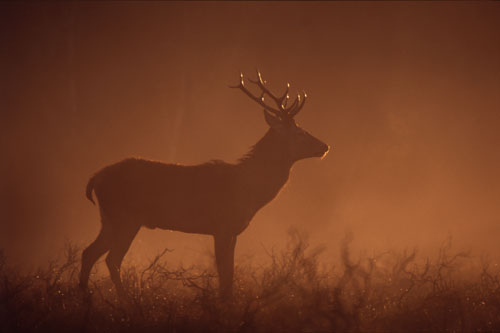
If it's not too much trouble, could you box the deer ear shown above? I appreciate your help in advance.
[263,110,282,129]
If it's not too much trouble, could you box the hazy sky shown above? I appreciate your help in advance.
[1,2,499,267]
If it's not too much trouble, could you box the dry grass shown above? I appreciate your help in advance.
[2,231,500,332]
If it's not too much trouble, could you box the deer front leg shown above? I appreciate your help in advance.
[214,233,237,299]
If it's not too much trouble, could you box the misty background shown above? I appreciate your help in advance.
[1,2,499,267]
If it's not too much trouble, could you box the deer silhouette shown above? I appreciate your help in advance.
[79,71,329,299]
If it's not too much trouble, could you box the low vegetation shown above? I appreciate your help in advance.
[2,231,500,332]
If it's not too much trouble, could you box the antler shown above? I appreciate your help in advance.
[230,70,307,119]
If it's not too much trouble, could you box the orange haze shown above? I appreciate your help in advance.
[1,2,500,267]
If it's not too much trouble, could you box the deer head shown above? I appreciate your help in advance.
[232,71,330,162]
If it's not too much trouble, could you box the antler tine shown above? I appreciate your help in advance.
[278,83,290,109]
[288,91,307,117]
[282,94,289,109]
[248,70,287,112]
[230,72,282,117]
[284,95,299,114]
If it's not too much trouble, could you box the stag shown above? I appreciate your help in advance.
[79,71,329,299]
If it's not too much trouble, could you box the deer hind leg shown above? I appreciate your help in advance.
[79,225,111,292]
[214,234,237,299]
[105,225,140,298]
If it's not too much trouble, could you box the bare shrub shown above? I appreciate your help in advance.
[2,233,500,332]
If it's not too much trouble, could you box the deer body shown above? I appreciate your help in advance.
[86,131,292,236]
[80,72,329,298]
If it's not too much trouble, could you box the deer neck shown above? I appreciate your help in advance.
[237,130,293,208]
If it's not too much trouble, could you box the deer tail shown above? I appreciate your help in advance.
[86,174,97,205]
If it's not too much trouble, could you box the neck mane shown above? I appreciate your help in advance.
[234,129,293,209]
[237,129,290,167]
